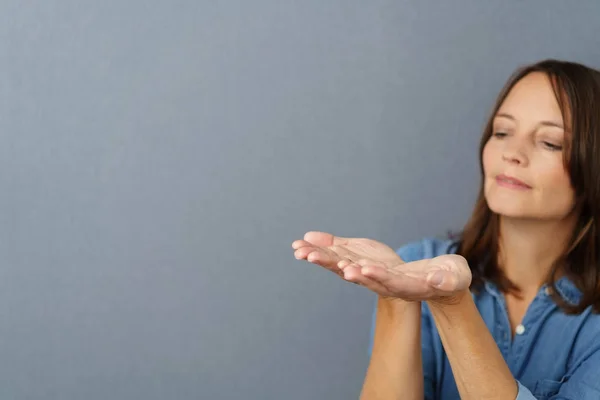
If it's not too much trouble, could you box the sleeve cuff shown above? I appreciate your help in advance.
[515,380,536,400]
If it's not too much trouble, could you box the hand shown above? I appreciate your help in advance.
[342,254,472,302]
[292,231,403,276]
[292,231,471,302]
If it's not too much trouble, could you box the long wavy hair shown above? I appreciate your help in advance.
[452,59,600,314]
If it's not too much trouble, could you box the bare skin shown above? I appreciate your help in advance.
[292,72,580,399]
[292,231,471,301]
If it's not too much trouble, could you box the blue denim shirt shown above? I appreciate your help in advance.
[369,237,600,400]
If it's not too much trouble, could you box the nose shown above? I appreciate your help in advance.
[501,139,528,166]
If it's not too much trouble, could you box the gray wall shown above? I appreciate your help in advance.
[1,1,599,399]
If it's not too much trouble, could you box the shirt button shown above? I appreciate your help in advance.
[544,287,552,295]
[515,324,526,335]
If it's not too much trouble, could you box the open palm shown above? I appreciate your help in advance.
[292,231,401,272]
[292,231,472,301]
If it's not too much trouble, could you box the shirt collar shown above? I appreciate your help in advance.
[482,276,582,305]
[552,276,582,305]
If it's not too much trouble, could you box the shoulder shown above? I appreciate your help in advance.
[396,236,456,262]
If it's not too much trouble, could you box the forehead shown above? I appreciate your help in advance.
[497,72,566,124]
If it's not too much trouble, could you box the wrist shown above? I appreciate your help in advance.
[375,296,421,333]
[377,295,420,318]
[378,295,418,307]
[427,289,470,309]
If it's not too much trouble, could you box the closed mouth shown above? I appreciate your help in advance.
[496,174,532,189]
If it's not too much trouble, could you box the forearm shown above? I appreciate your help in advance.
[427,292,518,400]
[361,296,423,400]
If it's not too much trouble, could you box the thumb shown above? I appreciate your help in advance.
[426,270,459,292]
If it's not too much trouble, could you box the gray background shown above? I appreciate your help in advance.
[1,1,599,399]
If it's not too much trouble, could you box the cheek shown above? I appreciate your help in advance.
[538,164,575,205]
[538,159,570,188]
[481,140,494,175]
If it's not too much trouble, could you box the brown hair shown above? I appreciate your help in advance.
[452,59,600,314]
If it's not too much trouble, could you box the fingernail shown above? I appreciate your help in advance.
[428,272,444,287]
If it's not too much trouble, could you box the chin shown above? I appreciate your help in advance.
[488,206,534,219]
[486,198,573,222]
[485,196,537,219]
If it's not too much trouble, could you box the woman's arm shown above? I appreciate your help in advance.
[360,297,424,400]
[426,291,523,400]
[430,290,600,399]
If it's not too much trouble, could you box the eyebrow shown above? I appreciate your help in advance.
[495,112,565,130]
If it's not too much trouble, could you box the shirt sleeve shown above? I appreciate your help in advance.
[515,381,537,399]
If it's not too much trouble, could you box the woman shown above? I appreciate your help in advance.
[292,59,600,399]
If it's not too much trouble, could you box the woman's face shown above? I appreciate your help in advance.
[482,72,576,221]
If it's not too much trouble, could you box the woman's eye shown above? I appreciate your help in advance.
[542,141,563,151]
[493,132,507,138]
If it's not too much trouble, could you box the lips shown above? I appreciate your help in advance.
[496,174,532,189]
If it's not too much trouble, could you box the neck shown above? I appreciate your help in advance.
[498,215,576,295]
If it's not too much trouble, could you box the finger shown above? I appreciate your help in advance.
[339,256,380,271]
[426,255,472,292]
[294,246,318,260]
[296,248,343,274]
[292,240,312,250]
[426,270,467,293]
[360,264,392,281]
[360,265,421,294]
[355,259,387,269]
[306,249,340,266]
[341,266,391,293]
[303,231,349,247]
